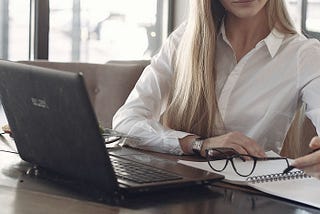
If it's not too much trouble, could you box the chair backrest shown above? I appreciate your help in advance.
[19,60,148,129]
[281,103,315,158]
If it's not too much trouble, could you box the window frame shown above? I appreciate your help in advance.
[30,0,49,60]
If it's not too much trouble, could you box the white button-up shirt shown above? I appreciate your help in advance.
[113,22,320,155]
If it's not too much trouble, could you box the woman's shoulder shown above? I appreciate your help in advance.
[284,33,320,49]
[155,22,187,61]
[166,22,187,47]
[281,33,320,58]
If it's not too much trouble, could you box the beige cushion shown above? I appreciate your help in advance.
[19,61,148,129]
[281,104,315,158]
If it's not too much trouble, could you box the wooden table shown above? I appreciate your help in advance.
[0,104,319,214]
[0,140,319,214]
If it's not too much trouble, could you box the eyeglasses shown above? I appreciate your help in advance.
[205,147,290,177]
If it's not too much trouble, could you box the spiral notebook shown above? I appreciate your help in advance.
[178,151,320,208]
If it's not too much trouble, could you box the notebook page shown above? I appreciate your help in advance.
[178,151,320,208]
[249,177,320,208]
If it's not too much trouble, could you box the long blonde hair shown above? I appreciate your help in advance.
[163,0,296,138]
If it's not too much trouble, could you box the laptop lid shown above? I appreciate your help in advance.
[0,61,118,193]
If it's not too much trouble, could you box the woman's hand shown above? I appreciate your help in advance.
[292,137,320,179]
[200,131,266,158]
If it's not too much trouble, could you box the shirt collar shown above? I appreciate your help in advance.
[263,28,285,58]
[218,19,285,58]
[218,19,232,48]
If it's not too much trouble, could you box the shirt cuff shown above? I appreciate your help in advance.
[162,130,191,155]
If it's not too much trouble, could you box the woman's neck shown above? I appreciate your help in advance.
[225,8,270,62]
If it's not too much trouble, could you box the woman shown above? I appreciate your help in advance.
[113,0,320,175]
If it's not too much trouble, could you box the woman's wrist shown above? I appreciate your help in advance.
[179,135,198,155]
[179,135,209,157]
[200,138,210,157]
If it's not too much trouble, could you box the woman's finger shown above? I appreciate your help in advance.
[309,137,320,150]
[293,150,320,168]
[228,143,249,155]
[230,132,265,157]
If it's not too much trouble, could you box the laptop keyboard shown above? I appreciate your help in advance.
[110,156,182,184]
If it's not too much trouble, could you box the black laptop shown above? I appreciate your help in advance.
[0,61,223,196]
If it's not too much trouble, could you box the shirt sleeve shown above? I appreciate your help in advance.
[112,23,191,155]
[299,39,320,135]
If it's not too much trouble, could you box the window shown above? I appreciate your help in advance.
[302,0,320,39]
[285,0,320,40]
[0,0,171,62]
[49,0,171,63]
[2,1,317,62]
[0,0,30,61]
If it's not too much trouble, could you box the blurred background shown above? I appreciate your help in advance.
[0,0,319,63]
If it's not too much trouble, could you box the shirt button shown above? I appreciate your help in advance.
[94,88,100,94]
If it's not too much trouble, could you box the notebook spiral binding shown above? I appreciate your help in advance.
[246,170,311,184]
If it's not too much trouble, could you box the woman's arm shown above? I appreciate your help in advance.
[295,39,320,177]
[112,24,191,155]
[292,137,320,179]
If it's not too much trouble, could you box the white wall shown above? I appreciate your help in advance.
[173,0,189,29]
